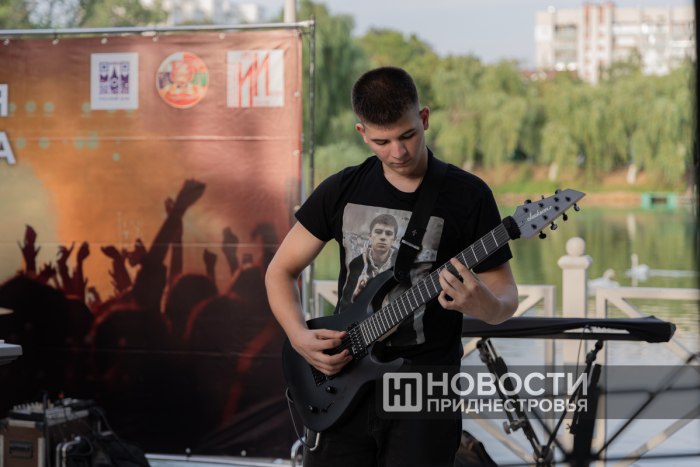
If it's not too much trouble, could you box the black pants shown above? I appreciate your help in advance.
[303,387,461,467]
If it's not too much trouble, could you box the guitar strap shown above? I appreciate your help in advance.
[393,154,448,284]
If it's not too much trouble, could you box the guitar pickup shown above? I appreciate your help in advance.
[311,366,327,386]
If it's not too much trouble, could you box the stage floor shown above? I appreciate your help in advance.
[147,454,292,467]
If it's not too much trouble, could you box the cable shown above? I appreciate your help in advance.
[285,388,320,452]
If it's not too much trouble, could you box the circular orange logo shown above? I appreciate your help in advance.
[156,52,208,109]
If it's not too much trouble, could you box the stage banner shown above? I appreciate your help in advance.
[0,30,302,457]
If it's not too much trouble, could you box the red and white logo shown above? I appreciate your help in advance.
[227,50,284,108]
[156,52,209,109]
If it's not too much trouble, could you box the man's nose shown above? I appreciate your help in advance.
[390,141,407,158]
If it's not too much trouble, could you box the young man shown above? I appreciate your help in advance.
[265,67,518,466]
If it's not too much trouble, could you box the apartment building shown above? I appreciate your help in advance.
[535,2,694,84]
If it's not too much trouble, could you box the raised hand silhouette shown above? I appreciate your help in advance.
[18,225,40,275]
[203,249,217,281]
[222,227,239,274]
[101,245,132,293]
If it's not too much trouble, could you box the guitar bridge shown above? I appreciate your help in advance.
[348,324,368,359]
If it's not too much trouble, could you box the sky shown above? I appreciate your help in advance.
[253,0,694,67]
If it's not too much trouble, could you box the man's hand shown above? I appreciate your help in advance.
[437,258,500,321]
[290,328,352,376]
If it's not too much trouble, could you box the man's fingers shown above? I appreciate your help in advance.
[314,328,346,339]
[313,350,352,375]
[313,329,347,349]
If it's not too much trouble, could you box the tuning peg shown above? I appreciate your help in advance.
[550,222,558,230]
[524,199,532,204]
[539,231,547,239]
[555,188,561,194]
[573,203,581,212]
[562,212,569,221]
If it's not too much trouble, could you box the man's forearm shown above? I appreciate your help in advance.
[265,266,308,341]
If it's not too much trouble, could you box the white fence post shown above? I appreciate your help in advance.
[557,237,592,365]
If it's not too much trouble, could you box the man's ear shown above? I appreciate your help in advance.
[420,107,430,130]
[355,122,368,143]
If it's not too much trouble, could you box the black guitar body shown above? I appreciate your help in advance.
[282,269,404,432]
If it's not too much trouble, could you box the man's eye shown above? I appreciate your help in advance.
[400,132,415,140]
[375,141,388,146]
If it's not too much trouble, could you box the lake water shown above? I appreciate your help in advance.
[314,202,699,465]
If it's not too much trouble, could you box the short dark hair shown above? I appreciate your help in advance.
[351,67,419,126]
[369,213,398,236]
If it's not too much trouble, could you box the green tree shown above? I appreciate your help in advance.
[430,56,484,168]
[0,0,32,28]
[357,29,439,106]
[476,61,528,169]
[298,0,368,147]
[13,0,166,28]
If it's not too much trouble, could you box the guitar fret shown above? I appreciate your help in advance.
[402,295,411,317]
[470,246,478,265]
[379,309,389,332]
[407,290,417,309]
[417,285,425,303]
[387,303,397,324]
[480,238,487,256]
[370,316,379,340]
[457,252,467,268]
[430,273,439,294]
[397,296,406,319]
[360,323,368,345]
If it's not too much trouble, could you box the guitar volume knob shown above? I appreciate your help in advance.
[307,405,319,413]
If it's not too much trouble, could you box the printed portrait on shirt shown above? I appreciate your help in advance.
[339,203,444,346]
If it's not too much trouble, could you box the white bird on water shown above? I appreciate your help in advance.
[626,253,650,281]
[589,268,620,295]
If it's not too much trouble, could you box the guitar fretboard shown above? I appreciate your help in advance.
[357,221,512,345]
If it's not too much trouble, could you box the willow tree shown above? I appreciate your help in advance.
[430,55,484,168]
[476,61,528,170]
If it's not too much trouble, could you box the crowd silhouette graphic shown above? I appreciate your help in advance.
[0,179,295,457]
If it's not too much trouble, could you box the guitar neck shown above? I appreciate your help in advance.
[359,218,516,345]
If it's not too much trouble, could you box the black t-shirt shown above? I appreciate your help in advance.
[295,152,512,365]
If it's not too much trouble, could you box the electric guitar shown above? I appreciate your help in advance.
[283,189,585,432]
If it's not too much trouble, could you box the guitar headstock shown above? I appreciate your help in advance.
[507,189,585,240]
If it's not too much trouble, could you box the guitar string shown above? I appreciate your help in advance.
[329,206,562,354]
[361,225,512,341]
[332,225,512,351]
